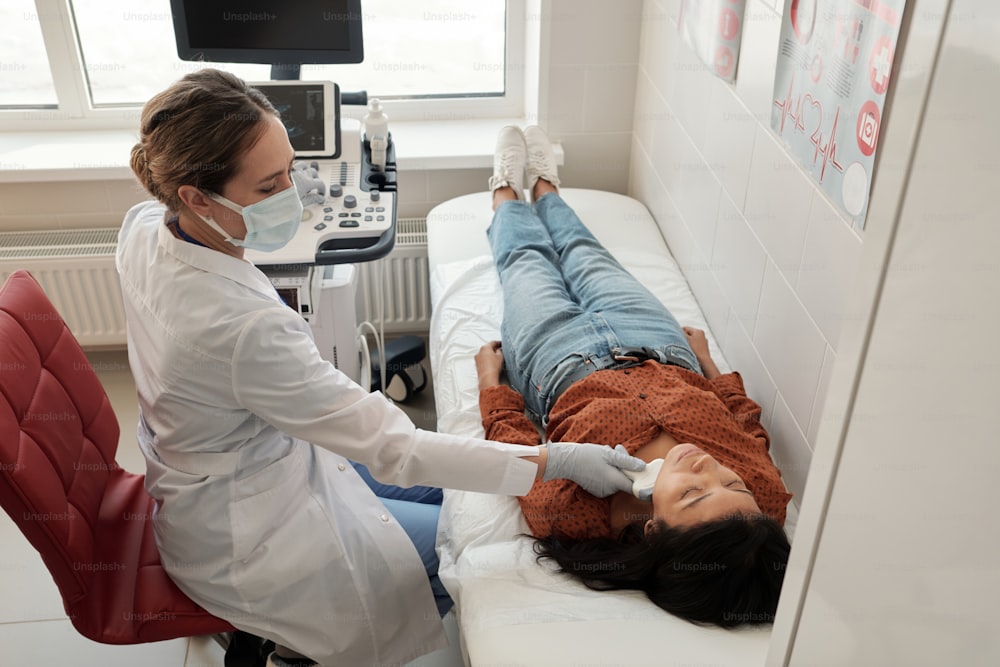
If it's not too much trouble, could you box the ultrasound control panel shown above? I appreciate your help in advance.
[245,117,397,266]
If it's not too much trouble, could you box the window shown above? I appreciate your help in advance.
[0,0,57,107]
[0,0,522,130]
[71,0,268,106]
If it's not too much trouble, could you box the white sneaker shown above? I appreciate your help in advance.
[487,125,527,201]
[523,125,561,197]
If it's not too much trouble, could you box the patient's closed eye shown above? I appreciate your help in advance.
[726,479,755,498]
[680,487,700,499]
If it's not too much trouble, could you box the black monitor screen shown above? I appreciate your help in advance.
[171,0,363,65]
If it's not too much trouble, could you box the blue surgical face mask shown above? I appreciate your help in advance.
[198,185,303,252]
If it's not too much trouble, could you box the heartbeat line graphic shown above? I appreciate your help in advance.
[811,105,844,182]
[774,72,797,134]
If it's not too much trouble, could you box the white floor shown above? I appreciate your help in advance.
[0,350,463,667]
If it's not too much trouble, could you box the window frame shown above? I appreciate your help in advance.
[0,0,525,132]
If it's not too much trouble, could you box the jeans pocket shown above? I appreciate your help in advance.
[543,352,592,413]
[662,344,702,375]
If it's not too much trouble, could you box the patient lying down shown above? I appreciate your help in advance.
[475,125,793,628]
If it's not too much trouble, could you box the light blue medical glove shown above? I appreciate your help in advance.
[292,161,326,207]
[543,443,646,498]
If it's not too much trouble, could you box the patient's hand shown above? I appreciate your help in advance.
[475,340,505,390]
[683,327,721,380]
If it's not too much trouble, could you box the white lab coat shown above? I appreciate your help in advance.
[115,201,539,666]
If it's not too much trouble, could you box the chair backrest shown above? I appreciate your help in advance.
[0,269,235,643]
[0,269,121,605]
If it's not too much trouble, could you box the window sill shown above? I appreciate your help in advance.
[0,119,563,183]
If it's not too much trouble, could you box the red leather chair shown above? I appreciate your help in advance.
[0,269,234,644]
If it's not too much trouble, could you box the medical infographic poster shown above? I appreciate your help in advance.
[678,0,747,82]
[771,0,906,229]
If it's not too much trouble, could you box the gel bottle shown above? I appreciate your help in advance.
[363,98,390,172]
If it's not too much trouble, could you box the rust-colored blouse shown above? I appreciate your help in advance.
[479,361,793,540]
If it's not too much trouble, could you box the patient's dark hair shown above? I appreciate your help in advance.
[533,515,790,627]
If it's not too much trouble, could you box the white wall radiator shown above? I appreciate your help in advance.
[357,217,432,334]
[0,228,126,349]
[0,219,431,349]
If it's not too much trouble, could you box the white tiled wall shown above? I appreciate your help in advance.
[629,0,865,499]
[534,0,642,195]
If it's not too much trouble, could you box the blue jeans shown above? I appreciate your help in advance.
[487,193,701,422]
[350,462,453,616]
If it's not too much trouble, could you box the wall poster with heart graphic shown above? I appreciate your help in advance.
[771,0,906,229]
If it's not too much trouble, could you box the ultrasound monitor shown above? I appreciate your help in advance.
[250,80,341,158]
[170,0,364,73]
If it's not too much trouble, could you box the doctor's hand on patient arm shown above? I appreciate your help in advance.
[683,326,721,380]
[475,341,505,391]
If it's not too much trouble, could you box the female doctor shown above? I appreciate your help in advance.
[118,68,644,667]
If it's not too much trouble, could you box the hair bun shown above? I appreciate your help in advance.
[130,142,159,197]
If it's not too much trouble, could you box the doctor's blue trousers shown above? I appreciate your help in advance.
[350,461,453,616]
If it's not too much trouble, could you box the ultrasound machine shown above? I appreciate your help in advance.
[170,0,409,387]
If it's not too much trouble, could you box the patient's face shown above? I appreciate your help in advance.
[648,444,762,530]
